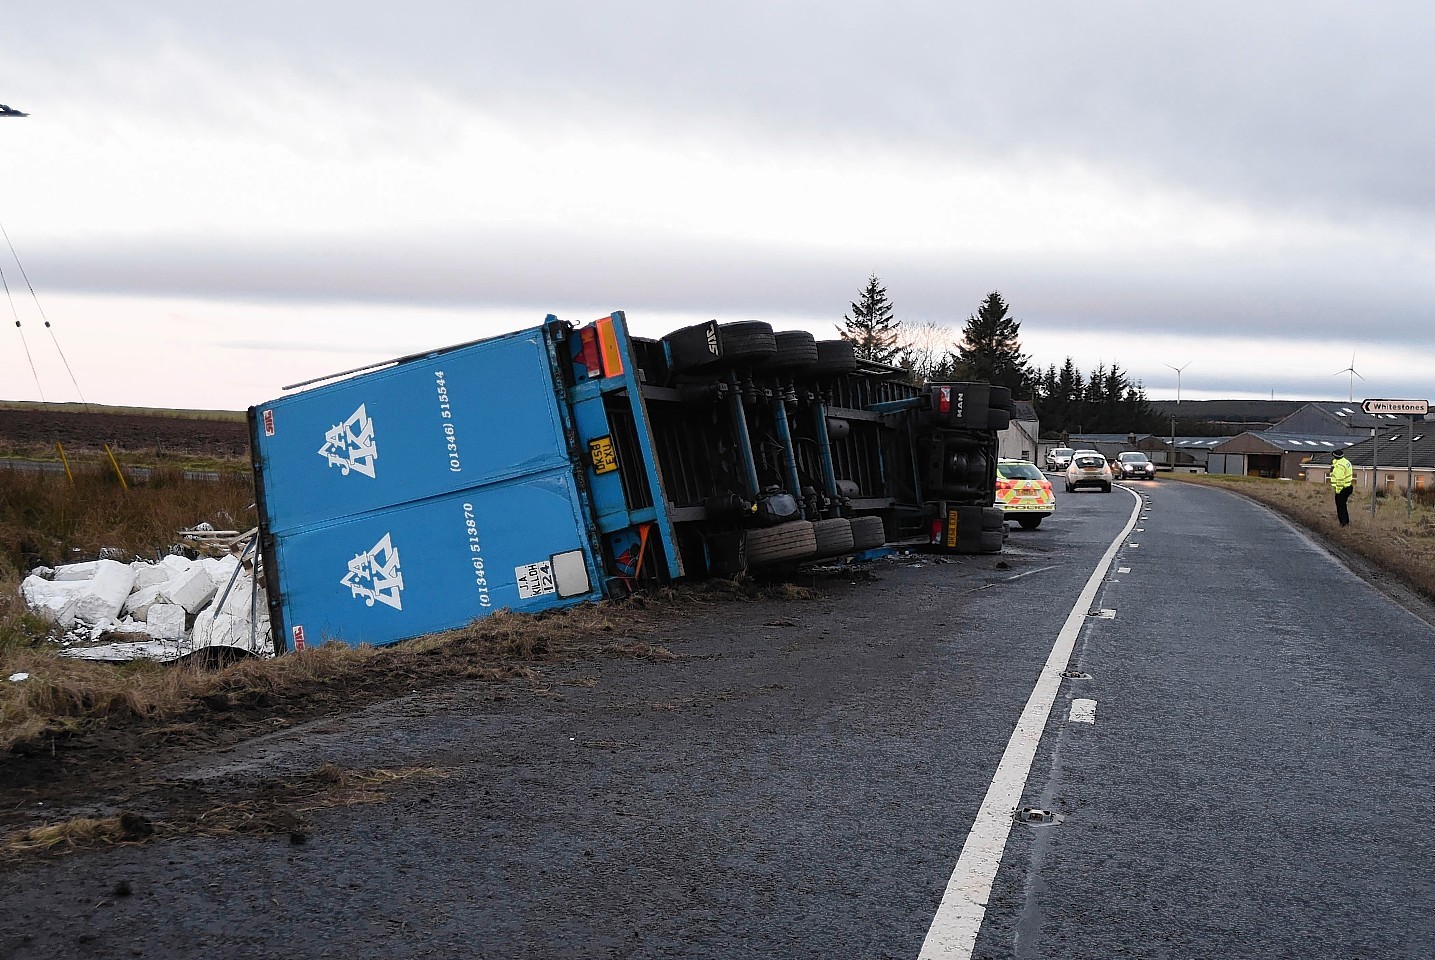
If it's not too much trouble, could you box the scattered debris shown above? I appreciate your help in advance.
[19,530,272,663]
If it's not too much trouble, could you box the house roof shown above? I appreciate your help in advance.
[1211,431,1355,454]
[1273,401,1427,434]
[1310,426,1435,468]
[1011,400,1038,422]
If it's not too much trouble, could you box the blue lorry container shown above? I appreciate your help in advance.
[251,313,683,653]
[251,311,1007,655]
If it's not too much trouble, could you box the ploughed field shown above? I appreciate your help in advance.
[0,408,250,460]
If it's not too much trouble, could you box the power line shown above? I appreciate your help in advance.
[0,219,87,405]
[0,256,45,400]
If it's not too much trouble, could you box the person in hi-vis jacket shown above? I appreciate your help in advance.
[1329,449,1354,526]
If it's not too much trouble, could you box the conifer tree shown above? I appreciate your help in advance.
[839,274,902,365]
[949,291,1034,396]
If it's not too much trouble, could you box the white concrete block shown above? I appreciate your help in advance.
[192,605,271,654]
[131,562,172,590]
[217,573,263,618]
[29,566,55,580]
[160,554,195,575]
[146,603,186,640]
[21,575,86,624]
[200,555,242,586]
[159,566,217,615]
[122,584,165,621]
[53,560,101,581]
[63,560,137,626]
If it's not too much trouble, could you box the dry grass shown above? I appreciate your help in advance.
[0,600,685,755]
[0,468,256,582]
[1174,474,1435,600]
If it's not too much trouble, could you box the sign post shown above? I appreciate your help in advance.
[1361,399,1430,518]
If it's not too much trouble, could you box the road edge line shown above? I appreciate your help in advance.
[917,484,1143,959]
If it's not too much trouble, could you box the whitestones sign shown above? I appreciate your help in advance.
[1361,398,1429,416]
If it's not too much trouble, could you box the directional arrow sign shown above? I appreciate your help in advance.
[1361,399,1429,416]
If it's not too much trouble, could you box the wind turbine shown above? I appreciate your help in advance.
[1334,350,1364,402]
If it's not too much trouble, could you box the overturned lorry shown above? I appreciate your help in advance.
[249,312,1011,654]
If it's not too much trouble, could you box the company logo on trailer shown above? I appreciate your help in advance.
[341,532,404,610]
[318,404,378,477]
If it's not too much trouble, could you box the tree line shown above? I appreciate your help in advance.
[838,275,1165,436]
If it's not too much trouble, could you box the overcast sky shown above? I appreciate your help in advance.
[3,1,1433,410]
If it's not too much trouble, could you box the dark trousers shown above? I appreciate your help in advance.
[1335,486,1353,526]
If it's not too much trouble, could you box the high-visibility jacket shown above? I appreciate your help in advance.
[1329,456,1353,492]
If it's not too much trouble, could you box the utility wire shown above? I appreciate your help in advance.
[0,258,45,401]
[1,219,87,405]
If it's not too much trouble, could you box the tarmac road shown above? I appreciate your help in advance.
[2,479,1432,959]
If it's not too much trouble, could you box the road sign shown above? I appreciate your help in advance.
[1361,398,1429,416]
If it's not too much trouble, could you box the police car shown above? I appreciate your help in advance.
[996,458,1056,530]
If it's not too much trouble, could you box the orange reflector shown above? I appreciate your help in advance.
[596,316,625,378]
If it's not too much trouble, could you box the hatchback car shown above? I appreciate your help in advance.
[996,459,1055,529]
[1113,451,1157,480]
[1045,447,1075,471]
[1065,451,1113,492]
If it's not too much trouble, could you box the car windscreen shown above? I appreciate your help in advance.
[1000,463,1044,480]
[1052,448,1073,456]
[1074,456,1105,468]
[1119,454,1149,463]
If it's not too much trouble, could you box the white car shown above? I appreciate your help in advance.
[1045,447,1075,471]
[1065,451,1113,493]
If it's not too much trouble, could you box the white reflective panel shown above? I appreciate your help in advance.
[551,550,592,599]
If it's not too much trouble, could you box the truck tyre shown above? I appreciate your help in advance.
[661,320,722,373]
[981,506,1005,530]
[988,385,1015,411]
[745,520,817,565]
[979,529,1005,553]
[813,340,858,375]
[850,516,886,550]
[987,408,1012,430]
[762,330,819,370]
[717,322,777,364]
[1017,515,1042,530]
[812,518,855,556]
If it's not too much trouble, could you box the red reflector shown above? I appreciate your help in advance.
[930,519,943,543]
[936,386,951,414]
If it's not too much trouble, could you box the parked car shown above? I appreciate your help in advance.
[996,459,1055,529]
[1065,451,1113,493]
[1113,451,1157,480]
[1045,446,1075,471]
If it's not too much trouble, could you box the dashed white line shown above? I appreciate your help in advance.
[1069,699,1097,724]
[917,485,1142,959]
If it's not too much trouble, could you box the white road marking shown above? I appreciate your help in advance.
[1128,543,1140,548]
[1117,567,1131,574]
[918,485,1142,959]
[1093,608,1116,619]
[1069,699,1097,724]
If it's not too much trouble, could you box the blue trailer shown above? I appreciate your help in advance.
[250,312,1009,653]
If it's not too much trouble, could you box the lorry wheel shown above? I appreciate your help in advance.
[981,506,1005,531]
[661,320,723,373]
[717,322,777,364]
[979,530,1005,553]
[812,518,855,556]
[762,330,819,370]
[745,520,818,565]
[812,340,858,374]
[988,385,1015,411]
[1017,516,1042,530]
[987,408,1012,431]
[850,516,886,550]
